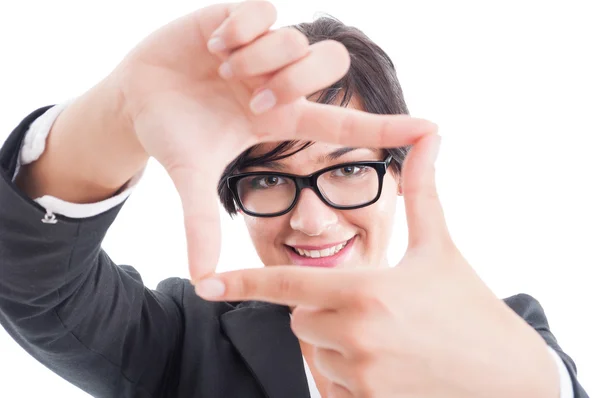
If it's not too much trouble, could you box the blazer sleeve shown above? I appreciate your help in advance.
[504,294,588,398]
[0,107,184,397]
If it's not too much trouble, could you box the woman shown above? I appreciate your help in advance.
[0,1,587,397]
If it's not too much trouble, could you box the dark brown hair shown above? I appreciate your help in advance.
[218,15,410,216]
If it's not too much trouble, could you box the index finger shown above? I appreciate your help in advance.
[194,266,360,308]
[294,100,438,149]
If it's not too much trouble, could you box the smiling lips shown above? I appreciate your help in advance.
[286,236,356,268]
[292,240,349,258]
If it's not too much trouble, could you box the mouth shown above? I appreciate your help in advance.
[285,236,356,268]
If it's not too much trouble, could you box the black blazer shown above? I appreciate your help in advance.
[0,107,589,397]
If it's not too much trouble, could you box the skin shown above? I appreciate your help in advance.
[240,89,405,394]
[242,142,400,273]
[16,2,559,397]
[200,134,561,398]
[241,140,403,396]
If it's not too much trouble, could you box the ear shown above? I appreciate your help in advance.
[395,173,404,196]
[388,162,403,196]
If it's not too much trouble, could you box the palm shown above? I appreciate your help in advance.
[119,7,307,169]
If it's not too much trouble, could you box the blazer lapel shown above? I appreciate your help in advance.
[221,301,311,398]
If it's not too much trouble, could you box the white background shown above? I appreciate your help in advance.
[0,0,598,396]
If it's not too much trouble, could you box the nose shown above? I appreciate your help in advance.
[289,188,338,236]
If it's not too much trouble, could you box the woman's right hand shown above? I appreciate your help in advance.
[109,1,437,280]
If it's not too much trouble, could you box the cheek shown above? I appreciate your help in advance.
[377,174,400,216]
[364,174,399,246]
[244,216,265,238]
[244,215,288,263]
[244,216,274,247]
[340,177,398,259]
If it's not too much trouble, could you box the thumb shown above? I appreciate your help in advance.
[402,133,450,249]
[168,165,222,281]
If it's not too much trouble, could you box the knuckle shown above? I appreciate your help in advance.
[228,52,252,76]
[290,306,310,322]
[289,310,301,330]
[247,1,276,16]
[352,359,377,394]
[222,1,277,46]
[319,39,351,70]
[233,274,258,297]
[231,1,277,39]
[224,19,246,44]
[272,72,302,101]
[344,323,370,352]
[279,28,309,54]
[342,321,381,354]
[274,272,296,296]
[257,0,278,21]
[328,39,350,59]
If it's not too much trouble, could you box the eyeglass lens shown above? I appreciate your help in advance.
[236,165,379,214]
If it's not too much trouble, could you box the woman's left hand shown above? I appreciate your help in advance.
[195,133,560,398]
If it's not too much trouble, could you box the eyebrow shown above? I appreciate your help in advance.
[322,147,359,162]
[249,147,379,171]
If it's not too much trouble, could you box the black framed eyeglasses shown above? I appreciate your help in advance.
[227,155,393,217]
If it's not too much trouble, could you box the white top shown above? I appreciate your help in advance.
[14,103,575,398]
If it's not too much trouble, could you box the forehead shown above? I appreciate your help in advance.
[250,142,361,171]
[245,142,383,176]
[248,141,343,159]
[249,91,366,159]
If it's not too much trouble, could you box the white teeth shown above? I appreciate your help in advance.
[292,240,349,258]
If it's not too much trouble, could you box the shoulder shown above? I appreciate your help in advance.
[503,294,589,396]
[156,276,188,298]
[502,293,561,351]
[502,293,546,325]
[155,276,244,316]
[502,293,556,341]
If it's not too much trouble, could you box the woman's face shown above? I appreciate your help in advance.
[241,141,401,270]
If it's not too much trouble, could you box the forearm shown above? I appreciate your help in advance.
[15,75,148,203]
[1,108,184,397]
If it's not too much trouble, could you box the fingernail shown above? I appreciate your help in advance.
[250,89,277,114]
[430,135,442,164]
[218,61,233,79]
[195,278,226,298]
[207,37,226,53]
[425,120,439,131]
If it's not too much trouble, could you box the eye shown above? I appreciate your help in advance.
[251,175,288,189]
[330,165,368,177]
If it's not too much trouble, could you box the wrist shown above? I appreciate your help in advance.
[17,76,148,203]
[92,73,150,189]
